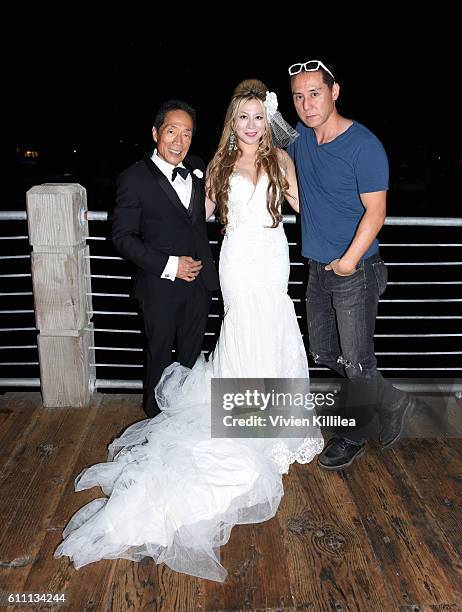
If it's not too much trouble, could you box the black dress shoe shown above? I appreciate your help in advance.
[379,395,416,449]
[317,437,366,470]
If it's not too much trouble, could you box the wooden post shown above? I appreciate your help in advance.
[26,184,95,407]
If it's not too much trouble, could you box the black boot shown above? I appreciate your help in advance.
[379,394,416,449]
[318,437,366,470]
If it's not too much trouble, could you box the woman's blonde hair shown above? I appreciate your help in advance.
[207,79,289,230]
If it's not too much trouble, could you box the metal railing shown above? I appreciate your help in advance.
[1,209,462,393]
[0,210,39,387]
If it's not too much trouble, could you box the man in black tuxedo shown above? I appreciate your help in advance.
[112,100,219,417]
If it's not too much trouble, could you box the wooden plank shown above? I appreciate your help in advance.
[418,606,462,611]
[38,327,93,407]
[199,522,260,611]
[0,393,41,473]
[278,461,394,611]
[345,442,462,608]
[20,395,143,612]
[0,399,98,598]
[0,400,10,432]
[110,559,198,612]
[26,184,87,248]
[252,515,293,607]
[200,518,292,610]
[395,606,462,612]
[31,249,89,332]
[393,438,462,563]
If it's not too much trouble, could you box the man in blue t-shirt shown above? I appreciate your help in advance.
[287,59,415,470]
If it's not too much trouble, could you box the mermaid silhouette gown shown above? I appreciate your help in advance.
[54,173,324,582]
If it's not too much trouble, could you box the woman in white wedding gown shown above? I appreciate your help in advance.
[54,79,323,582]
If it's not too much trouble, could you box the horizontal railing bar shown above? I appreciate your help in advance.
[380,299,462,302]
[0,378,40,386]
[379,367,462,370]
[0,345,37,349]
[91,353,462,361]
[375,333,462,337]
[393,383,462,392]
[377,316,462,319]
[0,274,31,278]
[297,317,462,323]
[0,327,36,332]
[387,282,462,285]
[84,266,462,276]
[86,212,295,224]
[386,262,462,266]
[87,293,131,297]
[0,212,27,220]
[376,352,462,355]
[90,328,142,334]
[0,255,30,260]
[91,378,462,392]
[95,378,143,388]
[82,212,462,226]
[380,244,462,247]
[384,217,462,226]
[86,211,106,222]
[0,310,34,314]
[89,275,131,280]
[90,346,143,351]
[82,332,462,353]
[0,292,33,296]
[0,236,29,240]
[88,311,139,316]
[3,211,462,227]
[0,362,39,365]
[85,255,123,260]
[91,363,143,368]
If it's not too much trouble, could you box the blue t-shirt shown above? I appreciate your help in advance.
[288,120,388,263]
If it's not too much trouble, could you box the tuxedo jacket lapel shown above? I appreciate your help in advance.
[143,158,190,220]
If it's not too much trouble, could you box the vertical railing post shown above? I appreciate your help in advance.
[26,184,95,407]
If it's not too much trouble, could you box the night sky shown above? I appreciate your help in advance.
[3,20,461,214]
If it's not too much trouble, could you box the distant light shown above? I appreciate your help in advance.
[73,149,77,154]
[24,150,39,159]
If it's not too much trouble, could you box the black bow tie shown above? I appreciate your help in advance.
[171,166,190,181]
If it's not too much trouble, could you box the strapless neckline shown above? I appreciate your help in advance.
[231,171,267,189]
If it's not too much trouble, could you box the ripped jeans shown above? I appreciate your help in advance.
[307,251,405,444]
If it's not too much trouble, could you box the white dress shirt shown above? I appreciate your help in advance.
[151,150,193,281]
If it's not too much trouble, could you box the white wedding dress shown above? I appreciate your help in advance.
[54,173,324,582]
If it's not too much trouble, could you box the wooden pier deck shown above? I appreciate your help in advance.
[0,392,461,611]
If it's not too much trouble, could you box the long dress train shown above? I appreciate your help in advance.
[54,173,324,581]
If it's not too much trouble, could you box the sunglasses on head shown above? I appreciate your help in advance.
[288,60,335,81]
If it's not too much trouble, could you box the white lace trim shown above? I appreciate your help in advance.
[270,438,325,474]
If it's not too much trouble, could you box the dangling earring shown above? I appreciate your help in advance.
[228,131,237,152]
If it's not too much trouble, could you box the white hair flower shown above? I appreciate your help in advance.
[264,91,278,120]
[192,168,204,179]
